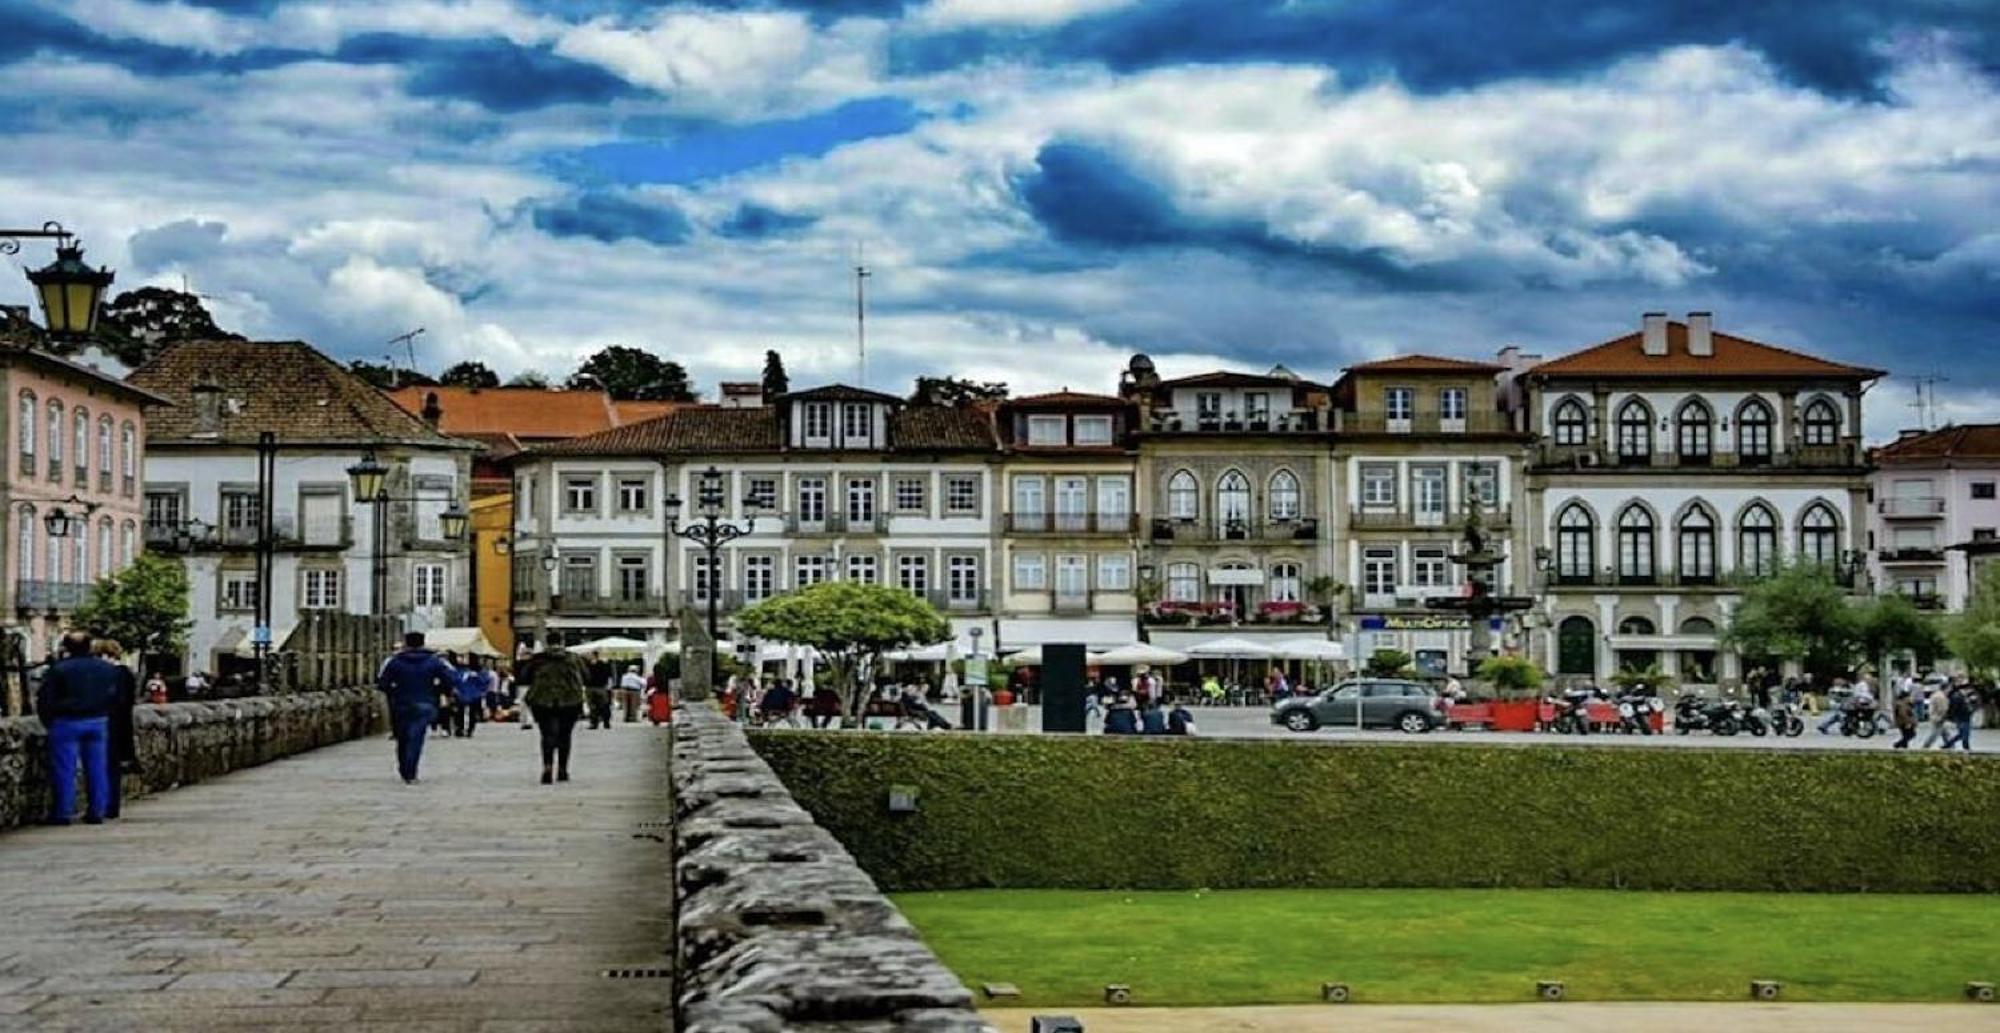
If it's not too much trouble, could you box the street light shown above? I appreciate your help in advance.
[666,465,760,720]
[344,448,468,616]
[2,223,114,338]
[42,495,96,538]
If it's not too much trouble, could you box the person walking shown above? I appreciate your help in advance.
[1103,689,1140,735]
[92,639,140,819]
[585,665,614,730]
[143,671,168,705]
[524,641,587,784]
[37,631,122,826]
[453,657,491,738]
[376,632,457,785]
[1943,679,1975,752]
[618,664,645,723]
[1920,680,1953,748]
[1891,688,1917,749]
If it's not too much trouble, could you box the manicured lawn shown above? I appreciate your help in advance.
[892,888,1999,1005]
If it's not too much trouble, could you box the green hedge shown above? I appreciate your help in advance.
[748,732,2000,893]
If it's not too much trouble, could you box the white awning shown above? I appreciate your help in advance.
[1607,634,1719,651]
[1269,640,1345,661]
[1091,643,1190,666]
[1148,629,1341,653]
[422,627,504,658]
[1206,568,1266,586]
[1186,636,1277,658]
[567,636,649,656]
[997,617,1135,649]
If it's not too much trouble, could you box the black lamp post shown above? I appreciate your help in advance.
[665,465,759,719]
[41,494,98,539]
[2,224,114,338]
[345,449,468,616]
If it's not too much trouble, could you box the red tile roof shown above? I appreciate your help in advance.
[386,386,628,439]
[133,340,465,447]
[1528,322,1882,380]
[1153,370,1317,390]
[1006,390,1128,408]
[521,403,996,458]
[1872,424,2000,463]
[1344,354,1505,374]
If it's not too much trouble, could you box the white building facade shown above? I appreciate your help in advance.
[1867,425,2000,613]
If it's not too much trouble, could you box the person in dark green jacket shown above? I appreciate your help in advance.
[523,642,587,785]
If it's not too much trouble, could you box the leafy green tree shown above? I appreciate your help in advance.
[1365,648,1414,678]
[96,286,242,365]
[347,360,435,390]
[505,370,551,388]
[566,345,695,401]
[761,349,789,398]
[1476,655,1544,696]
[1854,594,1947,678]
[1722,562,1859,678]
[909,376,1007,407]
[73,554,193,675]
[1947,563,2000,677]
[439,360,500,388]
[733,582,949,723]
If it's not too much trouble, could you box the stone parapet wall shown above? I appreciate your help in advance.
[672,705,994,1033]
[0,687,385,831]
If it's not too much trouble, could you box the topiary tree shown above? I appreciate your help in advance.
[733,582,950,723]
[1476,655,1544,697]
[73,554,193,678]
[1365,648,1414,678]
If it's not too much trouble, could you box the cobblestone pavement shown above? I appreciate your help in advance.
[983,1003,2000,1032]
[0,721,674,1032]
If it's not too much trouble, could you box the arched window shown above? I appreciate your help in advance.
[1615,400,1652,464]
[71,407,88,483]
[1677,507,1716,584]
[1799,503,1840,566]
[1552,399,1589,446]
[1738,504,1778,576]
[1679,616,1717,636]
[97,416,112,488]
[16,505,33,583]
[46,521,62,583]
[1268,470,1300,521]
[1737,399,1774,463]
[1802,399,1840,447]
[1557,615,1596,675]
[1617,506,1656,583]
[71,525,86,585]
[97,517,112,578]
[46,400,62,475]
[1556,505,1594,582]
[1617,615,1656,636]
[119,421,136,494]
[1167,470,1198,520]
[1216,469,1251,527]
[1269,562,1301,603]
[16,391,34,475]
[1675,399,1712,464]
[120,520,135,567]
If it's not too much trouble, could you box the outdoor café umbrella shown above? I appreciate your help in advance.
[567,636,648,657]
[1091,643,1190,667]
[1185,636,1276,659]
[1269,640,1344,662]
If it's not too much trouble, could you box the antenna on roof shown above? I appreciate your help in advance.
[388,327,426,375]
[854,242,871,389]
[1910,372,1949,431]
[178,273,213,300]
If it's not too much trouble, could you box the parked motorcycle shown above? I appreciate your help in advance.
[1546,689,1594,735]
[1771,700,1805,737]
[1839,703,1880,739]
[1742,704,1772,737]
[1674,693,1740,735]
[1615,692,1659,735]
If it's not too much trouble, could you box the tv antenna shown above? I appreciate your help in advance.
[388,327,426,373]
[178,273,214,301]
[1909,372,1948,431]
[854,243,870,388]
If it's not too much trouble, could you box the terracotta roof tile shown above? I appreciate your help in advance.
[1529,322,1883,379]
[1344,354,1505,374]
[1154,370,1316,390]
[1008,390,1128,408]
[386,386,623,439]
[132,340,465,447]
[891,406,996,451]
[1872,424,2000,463]
[613,399,682,424]
[779,384,902,404]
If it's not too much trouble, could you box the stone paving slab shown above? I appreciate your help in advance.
[0,723,673,1031]
[983,1003,2000,1032]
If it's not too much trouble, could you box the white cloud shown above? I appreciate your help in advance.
[553,10,884,120]
[914,0,1139,30]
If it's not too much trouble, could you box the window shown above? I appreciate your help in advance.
[1013,552,1046,590]
[1243,392,1270,423]
[897,554,928,595]
[841,403,872,440]
[303,569,342,610]
[894,476,926,512]
[120,521,134,566]
[70,529,85,585]
[563,554,600,600]
[846,478,876,523]
[1269,471,1300,520]
[96,518,111,578]
[72,408,87,484]
[1217,469,1251,526]
[1167,470,1198,519]
[1165,562,1199,602]
[945,475,977,514]
[803,403,833,439]
[1385,387,1414,423]
[948,556,980,602]
[1975,482,1997,501]
[1976,528,1997,543]
[845,554,877,585]
[1195,392,1222,423]
[616,478,649,513]
[120,422,135,494]
[1617,616,1656,636]
[1616,506,1655,583]
[1615,400,1652,463]
[45,525,61,582]
[1097,477,1131,523]
[16,507,32,582]
[795,477,826,523]
[96,417,112,490]
[1012,476,1045,521]
[1074,415,1114,445]
[743,556,774,601]
[1439,388,1467,422]
[1269,562,1301,603]
[47,400,62,477]
[221,489,260,538]
[220,570,259,612]
[1556,505,1594,581]
[1412,546,1449,588]
[1677,508,1716,583]
[1738,504,1778,576]
[1362,547,1398,597]
[145,491,183,534]
[1675,400,1712,461]
[1361,465,1396,506]
[1097,553,1131,591]
[16,391,33,474]
[1552,399,1589,446]
[1463,463,1498,507]
[746,477,777,510]
[1799,504,1840,566]
[1055,555,1088,601]
[1026,415,1065,446]
[1802,399,1840,446]
[615,556,648,601]
[563,477,597,513]
[689,554,713,600]
[1737,400,1774,462]
[794,554,828,588]
[414,563,447,607]
[1053,478,1088,531]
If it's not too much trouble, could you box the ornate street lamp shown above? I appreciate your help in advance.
[2,224,114,338]
[344,448,469,615]
[41,494,97,538]
[667,465,761,720]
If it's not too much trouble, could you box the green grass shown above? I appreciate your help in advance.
[893,888,2000,1006]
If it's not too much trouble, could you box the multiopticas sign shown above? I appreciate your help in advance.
[1358,614,1504,632]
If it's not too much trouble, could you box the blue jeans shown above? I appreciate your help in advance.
[1817,710,1846,733]
[1944,720,1973,751]
[46,716,111,823]
[390,705,435,781]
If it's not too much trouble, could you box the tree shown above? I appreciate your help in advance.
[732,582,950,723]
[761,349,789,399]
[910,376,1008,407]
[1947,564,2000,677]
[1854,594,1947,678]
[73,554,193,675]
[347,360,435,390]
[566,345,695,401]
[1364,648,1414,678]
[1476,655,1544,697]
[1722,562,1860,678]
[439,360,500,388]
[96,286,242,366]
[505,370,552,389]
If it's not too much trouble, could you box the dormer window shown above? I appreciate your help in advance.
[1073,415,1113,446]
[803,402,832,439]
[841,403,872,441]
[1196,393,1222,423]
[1026,415,1065,446]
[1243,393,1270,422]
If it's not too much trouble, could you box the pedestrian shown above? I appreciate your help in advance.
[809,683,841,729]
[1140,699,1168,735]
[1920,680,1953,748]
[144,671,169,705]
[759,679,797,727]
[524,641,588,784]
[585,665,614,730]
[618,664,645,723]
[1167,699,1197,736]
[182,669,208,700]
[453,657,491,738]
[1943,680,1975,752]
[432,652,459,738]
[91,639,140,820]
[1103,689,1140,735]
[1891,688,1917,749]
[37,631,121,826]
[377,632,456,785]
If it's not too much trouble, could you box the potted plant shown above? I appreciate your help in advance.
[1476,655,1545,731]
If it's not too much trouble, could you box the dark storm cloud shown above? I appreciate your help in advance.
[527,191,693,246]
[717,204,818,239]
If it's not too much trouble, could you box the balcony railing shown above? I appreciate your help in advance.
[784,512,889,534]
[1145,409,1323,434]
[1532,441,1863,470]
[1899,592,1946,611]
[15,580,95,612]
[1349,505,1511,530]
[1546,567,1858,589]
[1879,497,1946,518]
[1878,547,1945,564]
[926,588,988,611]
[676,590,748,614]
[1340,411,1516,435]
[552,592,671,616]
[1005,512,1139,534]
[1150,517,1320,544]
[1142,599,1329,626]
[145,514,353,553]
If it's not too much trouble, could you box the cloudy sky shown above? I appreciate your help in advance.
[1,0,1995,439]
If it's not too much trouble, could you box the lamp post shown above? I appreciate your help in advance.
[665,465,759,720]
[2,223,114,338]
[345,449,468,617]
[966,625,986,732]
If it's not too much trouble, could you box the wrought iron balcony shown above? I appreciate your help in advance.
[15,580,95,612]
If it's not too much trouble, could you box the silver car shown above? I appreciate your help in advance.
[1270,679,1445,734]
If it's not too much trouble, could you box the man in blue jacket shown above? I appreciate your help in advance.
[37,631,121,825]
[377,632,456,784]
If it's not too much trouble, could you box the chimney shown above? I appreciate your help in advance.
[1687,311,1713,357]
[191,376,222,435]
[421,390,443,427]
[1641,312,1668,357]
